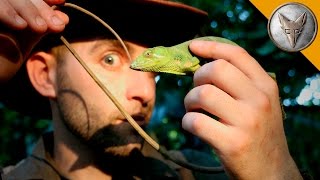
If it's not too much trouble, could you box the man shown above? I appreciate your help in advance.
[0,0,303,179]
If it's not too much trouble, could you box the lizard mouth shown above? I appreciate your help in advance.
[130,65,144,72]
[130,64,153,72]
[129,64,139,70]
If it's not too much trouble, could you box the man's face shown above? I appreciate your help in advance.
[54,39,156,156]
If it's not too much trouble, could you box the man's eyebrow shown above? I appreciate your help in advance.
[89,39,133,56]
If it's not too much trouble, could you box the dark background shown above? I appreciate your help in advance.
[1,0,319,178]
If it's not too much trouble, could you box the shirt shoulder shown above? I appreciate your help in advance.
[1,156,61,180]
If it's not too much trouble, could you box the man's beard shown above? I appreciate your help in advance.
[87,122,145,154]
[56,65,145,156]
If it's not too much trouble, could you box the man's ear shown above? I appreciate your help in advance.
[26,51,58,98]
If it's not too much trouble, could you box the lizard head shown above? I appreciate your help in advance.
[130,46,170,73]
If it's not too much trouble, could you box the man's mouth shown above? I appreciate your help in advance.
[113,113,147,127]
[131,114,147,126]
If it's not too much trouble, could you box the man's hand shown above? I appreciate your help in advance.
[0,0,69,82]
[182,40,302,179]
[1,0,67,31]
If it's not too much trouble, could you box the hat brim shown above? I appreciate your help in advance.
[0,0,208,119]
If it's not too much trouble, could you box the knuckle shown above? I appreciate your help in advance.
[198,59,228,79]
[211,59,231,77]
[190,117,202,133]
[267,78,280,95]
[246,113,261,131]
[4,8,15,17]
[213,59,228,71]
[226,133,250,156]
[3,5,18,19]
[244,95,270,130]
[255,93,271,111]
[184,91,193,110]
[234,46,249,57]
[182,113,201,133]
[200,59,228,75]
[197,84,212,102]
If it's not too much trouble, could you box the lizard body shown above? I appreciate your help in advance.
[130,36,238,75]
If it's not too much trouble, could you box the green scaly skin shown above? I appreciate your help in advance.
[130,36,238,75]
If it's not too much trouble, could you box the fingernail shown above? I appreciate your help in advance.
[35,16,46,26]
[51,15,63,26]
[14,15,26,25]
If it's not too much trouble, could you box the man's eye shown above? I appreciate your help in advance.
[103,54,119,65]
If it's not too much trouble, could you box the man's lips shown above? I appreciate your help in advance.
[131,114,147,126]
[113,113,147,127]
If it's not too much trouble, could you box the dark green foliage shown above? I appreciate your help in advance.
[0,104,51,166]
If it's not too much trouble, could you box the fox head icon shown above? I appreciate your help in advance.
[278,12,307,48]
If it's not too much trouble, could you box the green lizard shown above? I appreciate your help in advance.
[130,36,277,79]
[130,36,238,75]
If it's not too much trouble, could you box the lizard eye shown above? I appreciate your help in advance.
[144,51,152,58]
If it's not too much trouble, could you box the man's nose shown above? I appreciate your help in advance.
[126,69,156,105]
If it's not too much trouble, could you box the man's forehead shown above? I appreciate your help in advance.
[88,39,130,53]
[87,39,149,57]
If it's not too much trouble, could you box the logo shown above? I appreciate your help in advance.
[268,2,317,52]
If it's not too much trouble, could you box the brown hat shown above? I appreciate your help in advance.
[0,0,208,119]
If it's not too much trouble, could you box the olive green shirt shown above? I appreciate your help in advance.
[1,133,227,180]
